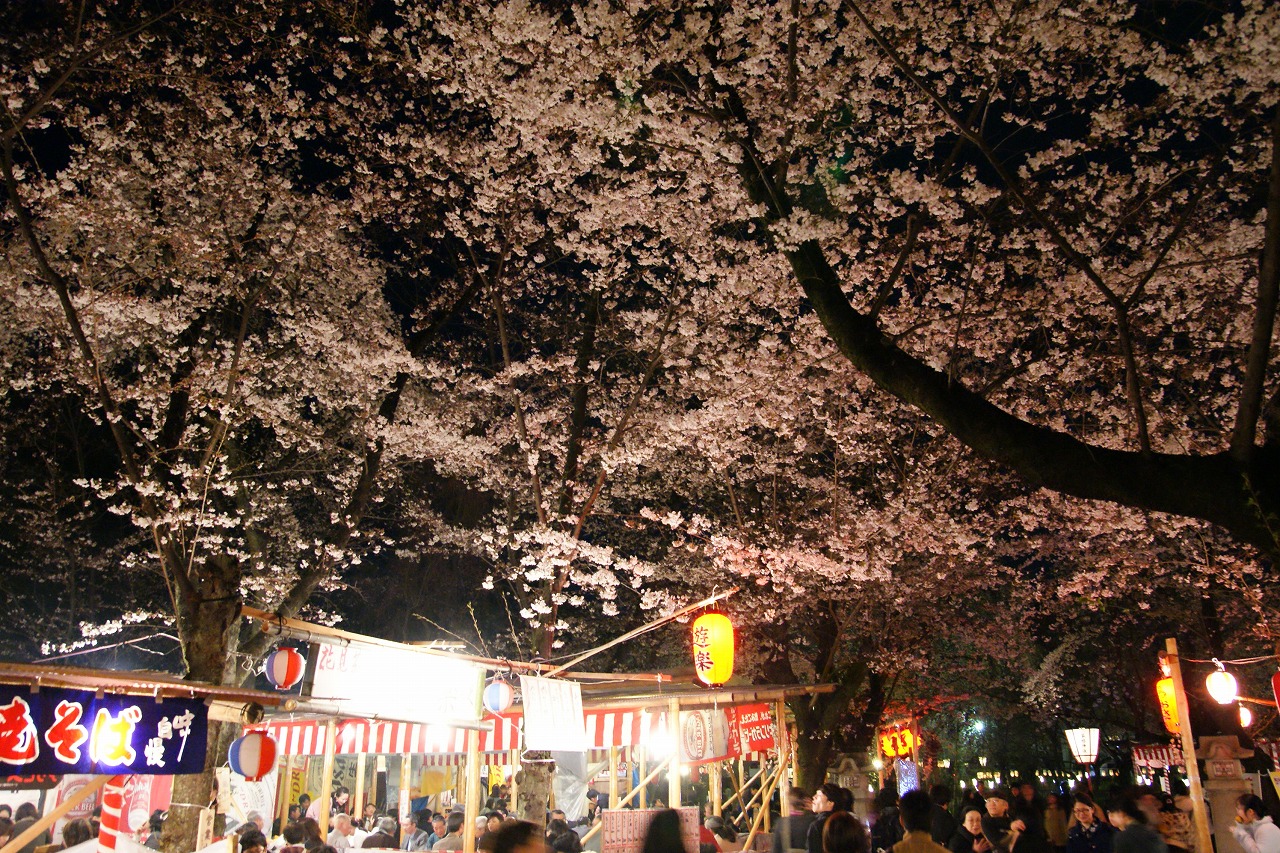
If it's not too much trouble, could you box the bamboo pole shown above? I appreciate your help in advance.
[720,765,766,812]
[275,754,293,832]
[668,699,682,808]
[509,747,520,808]
[609,745,620,808]
[775,699,791,809]
[354,751,367,828]
[318,718,338,837]
[639,745,648,808]
[399,754,413,826]
[1166,638,1214,853]
[464,729,482,853]
[711,760,723,816]
[580,757,672,844]
[0,775,112,853]
[741,761,786,852]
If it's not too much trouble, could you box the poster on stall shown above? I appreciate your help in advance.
[678,709,740,765]
[520,676,588,752]
[602,807,698,853]
[308,641,484,725]
[733,704,777,753]
[0,686,207,776]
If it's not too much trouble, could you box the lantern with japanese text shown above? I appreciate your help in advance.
[228,731,277,781]
[879,727,916,759]
[483,680,515,715]
[692,612,734,686]
[1155,677,1179,734]
[264,648,306,691]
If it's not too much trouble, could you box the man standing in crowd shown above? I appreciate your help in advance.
[895,790,952,853]
[432,813,465,851]
[930,786,958,847]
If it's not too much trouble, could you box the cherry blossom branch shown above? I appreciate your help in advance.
[1231,107,1280,460]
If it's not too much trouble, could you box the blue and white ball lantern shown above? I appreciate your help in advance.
[229,732,278,782]
[264,647,306,691]
[483,680,515,715]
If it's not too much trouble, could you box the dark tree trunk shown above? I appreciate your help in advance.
[516,755,553,828]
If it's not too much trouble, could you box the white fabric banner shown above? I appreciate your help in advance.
[308,641,485,724]
[519,676,588,752]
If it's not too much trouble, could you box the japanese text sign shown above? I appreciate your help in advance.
[0,686,207,776]
[733,704,776,753]
[308,641,485,725]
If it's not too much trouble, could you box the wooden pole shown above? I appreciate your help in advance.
[775,699,791,809]
[464,729,482,853]
[0,775,112,853]
[609,745,620,808]
[318,718,338,837]
[639,745,648,809]
[720,766,766,812]
[711,760,723,817]
[399,753,413,826]
[354,751,367,828]
[1167,638,1214,853]
[668,699,682,808]
[275,754,293,832]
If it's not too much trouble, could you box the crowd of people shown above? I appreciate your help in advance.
[0,802,98,853]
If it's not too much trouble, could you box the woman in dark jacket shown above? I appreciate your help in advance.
[951,810,994,853]
[1105,795,1166,853]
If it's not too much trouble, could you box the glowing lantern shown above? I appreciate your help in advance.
[691,612,734,686]
[483,680,515,714]
[264,647,306,691]
[1239,705,1253,728]
[1271,672,1280,710]
[1065,728,1099,765]
[1206,662,1238,705]
[879,728,916,758]
[229,732,278,781]
[1155,677,1180,734]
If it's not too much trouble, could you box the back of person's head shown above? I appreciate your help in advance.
[899,790,933,832]
[642,809,685,853]
[546,818,571,839]
[240,828,269,852]
[284,824,305,845]
[1106,794,1148,825]
[14,803,37,822]
[836,788,855,813]
[0,818,14,840]
[1239,795,1268,818]
[63,818,94,847]
[446,812,465,835]
[300,818,323,842]
[488,820,542,853]
[824,812,870,853]
[789,789,810,811]
[705,816,736,843]
[149,809,165,833]
[552,829,584,853]
[930,785,952,806]
[414,810,432,828]
[873,789,898,811]
[378,817,398,835]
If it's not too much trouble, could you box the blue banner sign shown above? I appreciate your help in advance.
[0,685,207,776]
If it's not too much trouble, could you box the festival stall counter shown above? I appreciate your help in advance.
[0,663,296,853]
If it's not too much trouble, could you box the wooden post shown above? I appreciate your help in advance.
[609,745,621,808]
[275,754,294,832]
[509,748,520,808]
[639,745,648,808]
[399,753,413,827]
[741,761,785,852]
[318,718,338,837]
[775,699,791,810]
[711,760,723,816]
[464,728,483,853]
[354,751,367,828]
[668,699,682,808]
[1167,638,1214,853]
[0,775,112,853]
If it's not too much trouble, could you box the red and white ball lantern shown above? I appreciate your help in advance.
[483,680,515,714]
[264,647,306,691]
[229,732,278,781]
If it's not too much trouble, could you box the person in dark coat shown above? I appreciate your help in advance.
[870,789,903,853]
[364,818,400,849]
[807,784,843,853]
[1066,801,1114,853]
[931,786,959,847]
[773,789,818,853]
[950,809,993,853]
[1105,796,1165,853]
[1011,785,1050,853]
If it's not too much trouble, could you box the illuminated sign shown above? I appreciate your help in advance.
[879,727,916,758]
[309,641,485,725]
[0,686,206,776]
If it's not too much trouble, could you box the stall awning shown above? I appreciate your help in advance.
[261,707,661,759]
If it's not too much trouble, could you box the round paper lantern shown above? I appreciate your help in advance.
[1206,666,1238,705]
[1240,704,1253,728]
[483,680,515,714]
[264,647,306,691]
[1271,671,1280,710]
[229,732,278,781]
[691,612,734,686]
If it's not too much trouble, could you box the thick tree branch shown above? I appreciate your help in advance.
[1232,107,1280,460]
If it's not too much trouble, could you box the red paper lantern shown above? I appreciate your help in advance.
[1271,672,1280,710]
[229,732,278,781]
[1156,677,1180,735]
[692,612,734,686]
[264,648,305,691]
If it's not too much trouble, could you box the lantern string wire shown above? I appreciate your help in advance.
[1183,654,1277,665]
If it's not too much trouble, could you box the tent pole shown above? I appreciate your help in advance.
[609,745,620,808]
[667,699,681,808]
[318,719,338,837]
[463,729,482,853]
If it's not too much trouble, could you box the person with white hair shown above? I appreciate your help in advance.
[329,814,359,849]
